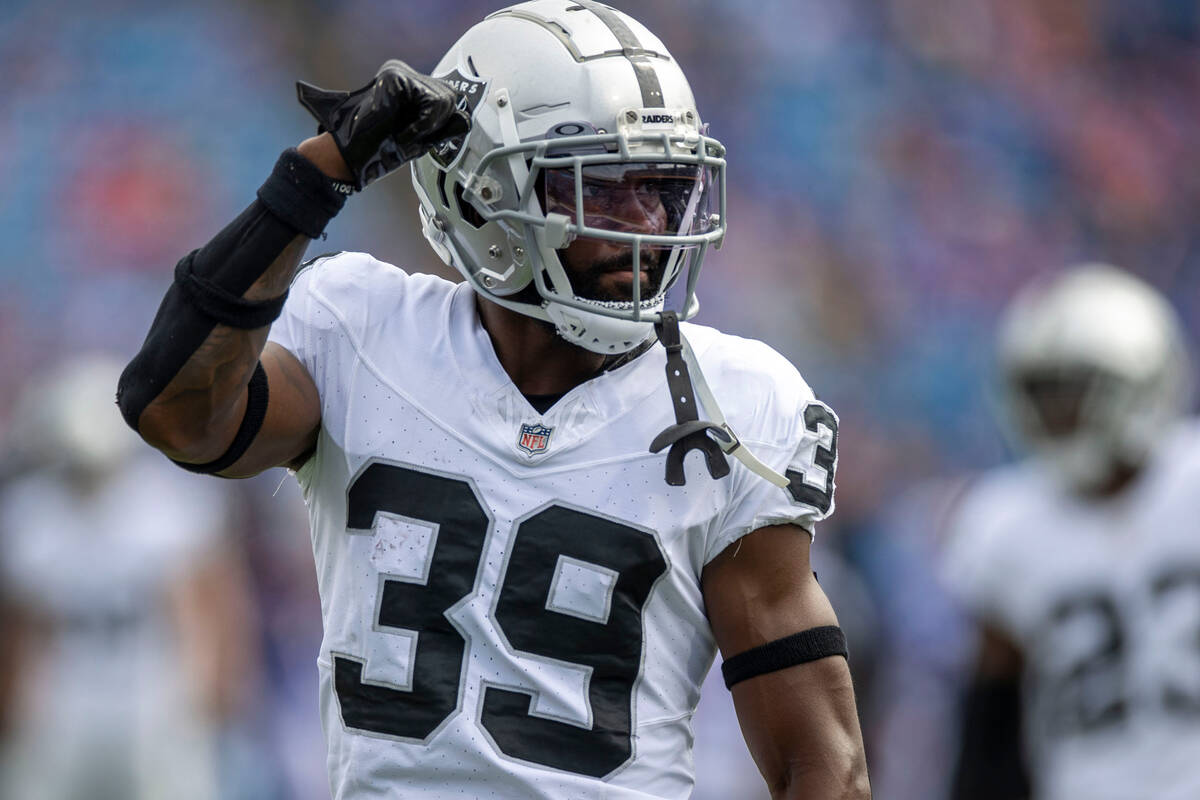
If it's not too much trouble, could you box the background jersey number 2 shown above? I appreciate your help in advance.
[334,461,668,779]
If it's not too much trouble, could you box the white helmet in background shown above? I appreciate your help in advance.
[7,354,139,477]
[997,264,1193,492]
[411,0,726,354]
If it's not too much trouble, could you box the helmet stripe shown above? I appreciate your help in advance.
[571,1,665,108]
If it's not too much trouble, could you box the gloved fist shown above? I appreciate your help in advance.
[296,60,470,191]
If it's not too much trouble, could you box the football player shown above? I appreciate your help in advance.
[0,355,250,800]
[116,2,870,798]
[943,264,1199,800]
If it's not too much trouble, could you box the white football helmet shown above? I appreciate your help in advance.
[997,264,1193,491]
[411,0,725,354]
[7,353,140,477]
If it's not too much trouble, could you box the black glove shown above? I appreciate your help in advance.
[296,60,470,191]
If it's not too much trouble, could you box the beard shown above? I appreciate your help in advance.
[567,246,668,303]
[501,244,670,314]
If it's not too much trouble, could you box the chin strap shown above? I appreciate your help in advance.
[649,311,791,488]
[650,311,730,485]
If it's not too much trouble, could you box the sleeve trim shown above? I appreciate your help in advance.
[704,515,816,566]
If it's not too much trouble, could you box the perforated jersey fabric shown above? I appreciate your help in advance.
[269,252,834,799]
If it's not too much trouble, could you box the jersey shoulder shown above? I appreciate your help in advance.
[289,251,458,338]
[0,471,63,533]
[680,321,818,446]
[950,460,1049,540]
[940,461,1049,611]
[271,252,461,388]
[1152,418,1200,480]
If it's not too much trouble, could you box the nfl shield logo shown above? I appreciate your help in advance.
[518,423,553,456]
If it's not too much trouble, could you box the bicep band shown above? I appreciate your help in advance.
[721,625,848,689]
[170,361,270,475]
[117,148,347,435]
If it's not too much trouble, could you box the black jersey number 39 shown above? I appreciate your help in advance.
[333,461,668,779]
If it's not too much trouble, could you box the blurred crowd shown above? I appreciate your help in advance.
[1,0,1198,797]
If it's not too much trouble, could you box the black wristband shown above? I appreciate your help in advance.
[173,250,289,329]
[257,148,352,239]
[171,361,270,475]
[721,625,848,689]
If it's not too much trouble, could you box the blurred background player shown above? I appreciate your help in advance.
[942,264,1199,800]
[0,354,256,800]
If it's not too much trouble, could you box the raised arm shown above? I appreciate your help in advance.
[117,62,467,476]
[702,524,871,800]
[123,134,342,475]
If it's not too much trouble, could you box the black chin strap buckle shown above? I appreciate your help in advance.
[650,311,731,486]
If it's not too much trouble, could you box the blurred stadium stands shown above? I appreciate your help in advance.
[1,0,1198,797]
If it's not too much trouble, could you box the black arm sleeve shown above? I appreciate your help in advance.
[117,148,346,432]
[950,673,1031,800]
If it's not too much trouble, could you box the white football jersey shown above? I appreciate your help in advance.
[943,422,1200,800]
[268,252,838,800]
[0,454,227,800]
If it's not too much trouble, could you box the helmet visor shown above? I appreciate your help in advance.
[1015,370,1093,438]
[542,162,713,240]
[1010,366,1122,441]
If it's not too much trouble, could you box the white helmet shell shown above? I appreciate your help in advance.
[997,264,1193,490]
[8,354,140,476]
[411,0,726,354]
